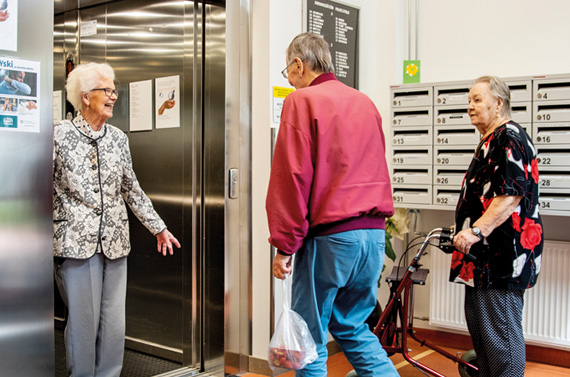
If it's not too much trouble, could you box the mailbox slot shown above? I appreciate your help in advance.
[538,170,570,189]
[391,107,433,127]
[534,101,570,122]
[392,126,432,146]
[508,81,532,103]
[433,188,461,206]
[532,123,570,145]
[434,147,474,167]
[534,79,570,101]
[392,147,432,166]
[391,87,433,108]
[536,147,570,167]
[434,85,470,106]
[434,168,466,187]
[434,126,479,146]
[392,167,432,185]
[510,103,532,124]
[434,107,470,126]
[538,191,570,211]
[392,186,432,205]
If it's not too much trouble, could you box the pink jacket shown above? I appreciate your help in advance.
[266,74,394,254]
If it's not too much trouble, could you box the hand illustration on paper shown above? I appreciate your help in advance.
[158,99,175,115]
[0,11,8,22]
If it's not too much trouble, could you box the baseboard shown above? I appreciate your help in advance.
[413,328,570,369]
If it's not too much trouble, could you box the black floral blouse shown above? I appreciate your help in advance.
[449,121,543,289]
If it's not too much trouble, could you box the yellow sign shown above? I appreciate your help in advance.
[273,86,295,98]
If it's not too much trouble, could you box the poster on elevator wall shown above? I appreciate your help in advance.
[129,80,152,132]
[0,0,18,52]
[155,75,180,129]
[0,57,40,133]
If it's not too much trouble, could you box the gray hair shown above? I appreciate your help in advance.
[286,32,335,74]
[472,75,511,118]
[65,62,115,111]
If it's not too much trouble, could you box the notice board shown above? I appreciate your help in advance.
[306,0,359,88]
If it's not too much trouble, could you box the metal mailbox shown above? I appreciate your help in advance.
[537,168,570,190]
[434,146,474,167]
[536,146,570,168]
[392,185,432,205]
[534,101,570,123]
[433,167,466,187]
[434,84,470,106]
[434,125,479,146]
[391,107,433,127]
[507,80,532,103]
[392,126,432,146]
[534,76,570,101]
[434,106,470,126]
[537,191,570,212]
[532,123,570,145]
[510,103,532,124]
[391,86,433,108]
[433,188,461,207]
[392,167,432,186]
[392,146,432,166]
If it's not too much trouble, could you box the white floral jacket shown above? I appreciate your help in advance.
[53,116,166,259]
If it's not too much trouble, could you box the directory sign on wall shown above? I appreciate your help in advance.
[306,0,359,88]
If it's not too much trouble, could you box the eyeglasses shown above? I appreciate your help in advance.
[281,59,299,79]
[91,88,119,98]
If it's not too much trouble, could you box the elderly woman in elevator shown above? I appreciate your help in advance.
[53,62,180,377]
[450,76,543,377]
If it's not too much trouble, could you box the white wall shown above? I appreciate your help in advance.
[250,0,570,362]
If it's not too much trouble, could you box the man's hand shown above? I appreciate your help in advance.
[272,253,292,279]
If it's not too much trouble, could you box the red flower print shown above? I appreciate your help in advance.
[512,212,521,232]
[520,219,542,251]
[451,251,464,270]
[524,164,528,180]
[531,159,539,184]
[459,262,475,281]
[482,197,494,211]
[507,147,512,159]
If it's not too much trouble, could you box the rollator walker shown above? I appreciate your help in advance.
[347,227,478,377]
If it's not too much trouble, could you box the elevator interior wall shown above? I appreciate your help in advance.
[53,0,226,371]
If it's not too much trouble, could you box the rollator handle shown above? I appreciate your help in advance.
[437,227,476,261]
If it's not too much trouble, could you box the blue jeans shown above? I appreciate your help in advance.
[292,229,399,377]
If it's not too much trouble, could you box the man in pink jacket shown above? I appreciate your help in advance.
[266,33,398,377]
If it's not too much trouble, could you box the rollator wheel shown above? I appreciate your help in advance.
[458,349,478,377]
[345,370,359,377]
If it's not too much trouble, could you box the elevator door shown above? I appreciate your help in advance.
[53,0,226,372]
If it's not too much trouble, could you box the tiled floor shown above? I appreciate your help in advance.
[240,337,570,377]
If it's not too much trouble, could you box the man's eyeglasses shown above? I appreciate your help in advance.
[281,59,299,79]
[91,88,119,98]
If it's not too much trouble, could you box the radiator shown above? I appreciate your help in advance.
[429,241,570,349]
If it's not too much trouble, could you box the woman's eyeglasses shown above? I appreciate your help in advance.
[91,88,119,98]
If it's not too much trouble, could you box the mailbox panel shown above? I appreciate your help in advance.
[536,146,570,168]
[434,106,470,126]
[538,191,570,211]
[532,123,570,145]
[510,102,532,124]
[534,101,570,123]
[391,107,433,127]
[392,185,432,205]
[434,146,474,167]
[434,84,470,106]
[434,125,479,146]
[392,126,432,146]
[433,188,461,207]
[392,167,432,186]
[392,146,432,166]
[391,87,433,108]
[433,167,466,187]
[508,80,532,103]
[534,77,570,101]
[538,169,570,189]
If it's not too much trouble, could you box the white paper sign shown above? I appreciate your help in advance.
[129,80,153,132]
[81,20,97,37]
[155,75,180,129]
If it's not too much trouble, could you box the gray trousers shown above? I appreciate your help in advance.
[55,253,127,377]
[464,286,526,377]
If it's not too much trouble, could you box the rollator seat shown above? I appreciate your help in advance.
[385,266,429,285]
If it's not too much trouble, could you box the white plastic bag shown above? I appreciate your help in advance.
[268,277,318,371]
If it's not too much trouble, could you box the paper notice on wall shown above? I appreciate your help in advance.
[0,0,18,51]
[272,86,294,126]
[129,80,152,132]
[155,75,180,129]
[0,57,40,133]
